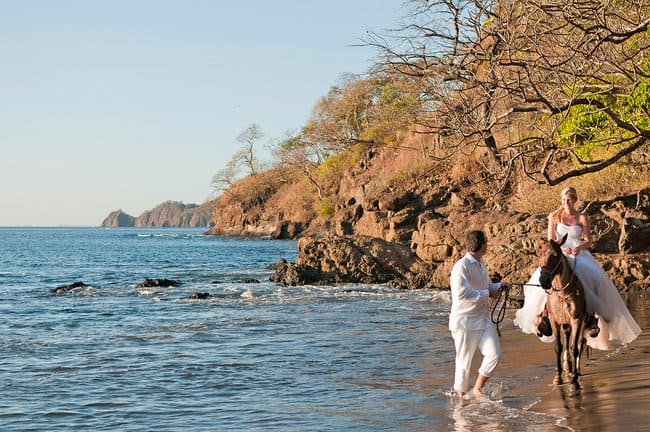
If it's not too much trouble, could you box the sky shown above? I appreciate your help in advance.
[0,0,405,226]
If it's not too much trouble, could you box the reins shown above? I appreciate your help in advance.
[491,288,509,337]
[489,246,579,337]
[547,255,578,293]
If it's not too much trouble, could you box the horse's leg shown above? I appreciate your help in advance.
[573,320,586,382]
[564,324,573,376]
[567,319,586,385]
[553,322,564,385]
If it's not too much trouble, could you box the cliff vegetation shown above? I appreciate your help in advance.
[207,0,650,290]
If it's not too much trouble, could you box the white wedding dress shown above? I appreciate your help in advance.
[514,223,642,350]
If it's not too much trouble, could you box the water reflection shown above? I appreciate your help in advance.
[533,289,650,432]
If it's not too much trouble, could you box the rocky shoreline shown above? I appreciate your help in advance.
[269,189,650,297]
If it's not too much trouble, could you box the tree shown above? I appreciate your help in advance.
[273,133,328,200]
[211,123,265,196]
[301,73,425,153]
[210,158,239,197]
[368,0,650,188]
[235,123,264,175]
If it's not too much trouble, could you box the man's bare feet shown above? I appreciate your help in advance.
[463,388,485,400]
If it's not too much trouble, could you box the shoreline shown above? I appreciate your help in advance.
[502,289,650,431]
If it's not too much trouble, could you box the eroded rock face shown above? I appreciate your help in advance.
[599,195,650,254]
[270,189,650,293]
[270,233,435,289]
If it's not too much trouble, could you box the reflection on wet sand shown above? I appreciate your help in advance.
[442,289,650,431]
[450,396,569,432]
[531,290,650,432]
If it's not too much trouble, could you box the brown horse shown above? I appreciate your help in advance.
[537,234,587,385]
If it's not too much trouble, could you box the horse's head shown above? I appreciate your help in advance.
[537,234,567,290]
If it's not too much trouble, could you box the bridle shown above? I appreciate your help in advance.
[540,255,562,278]
[540,248,577,293]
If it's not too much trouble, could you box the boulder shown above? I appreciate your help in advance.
[186,292,212,300]
[50,281,90,294]
[136,278,181,288]
[270,233,436,289]
[270,195,650,295]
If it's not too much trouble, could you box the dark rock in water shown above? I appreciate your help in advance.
[136,278,181,288]
[269,233,435,289]
[211,278,260,284]
[267,258,288,270]
[186,292,212,300]
[269,260,333,286]
[50,281,89,294]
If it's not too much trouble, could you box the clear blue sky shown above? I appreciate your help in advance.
[0,0,404,226]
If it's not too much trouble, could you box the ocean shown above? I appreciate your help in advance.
[1,227,648,431]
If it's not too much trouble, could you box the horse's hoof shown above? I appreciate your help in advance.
[553,376,563,385]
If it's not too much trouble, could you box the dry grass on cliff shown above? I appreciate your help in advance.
[339,136,649,218]
[510,164,650,215]
[409,128,650,216]
[211,167,301,217]
[356,135,441,195]
[267,177,320,222]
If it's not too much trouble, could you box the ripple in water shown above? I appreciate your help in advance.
[1,228,647,431]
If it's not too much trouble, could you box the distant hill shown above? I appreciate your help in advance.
[101,201,214,228]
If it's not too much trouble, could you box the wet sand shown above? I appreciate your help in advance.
[498,289,650,432]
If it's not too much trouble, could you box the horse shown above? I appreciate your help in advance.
[537,234,587,385]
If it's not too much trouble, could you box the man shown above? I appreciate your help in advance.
[449,230,510,399]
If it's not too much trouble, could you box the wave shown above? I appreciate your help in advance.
[449,395,571,431]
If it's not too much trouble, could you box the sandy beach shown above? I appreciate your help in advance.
[497,289,650,431]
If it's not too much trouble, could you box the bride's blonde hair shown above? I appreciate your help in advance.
[550,186,579,221]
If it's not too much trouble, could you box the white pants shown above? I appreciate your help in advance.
[451,325,500,393]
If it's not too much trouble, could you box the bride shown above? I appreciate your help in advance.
[514,186,641,350]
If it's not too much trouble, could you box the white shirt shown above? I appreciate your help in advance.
[449,252,501,331]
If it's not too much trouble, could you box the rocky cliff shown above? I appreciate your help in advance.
[101,210,135,227]
[101,201,214,228]
[208,145,649,292]
[270,190,650,295]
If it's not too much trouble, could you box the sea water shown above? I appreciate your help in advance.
[0,227,594,430]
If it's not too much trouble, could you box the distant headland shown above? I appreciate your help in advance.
[101,200,214,228]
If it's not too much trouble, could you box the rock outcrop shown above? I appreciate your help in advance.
[50,281,90,295]
[101,201,213,228]
[271,188,650,293]
[270,233,435,289]
[101,210,135,227]
[135,278,181,288]
[206,143,648,291]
